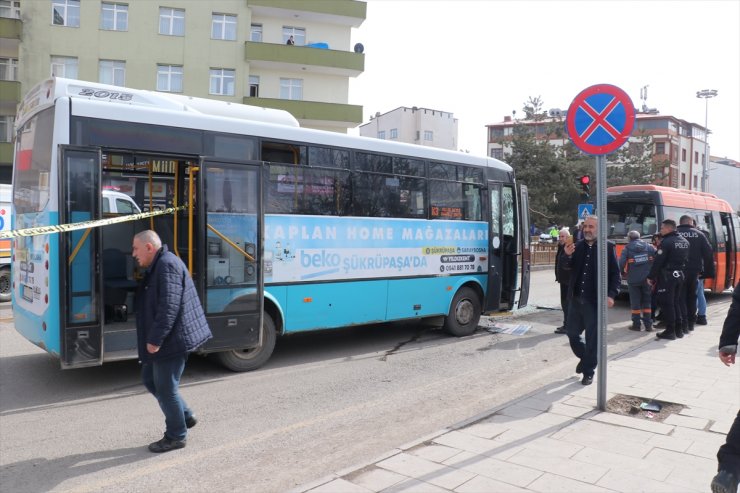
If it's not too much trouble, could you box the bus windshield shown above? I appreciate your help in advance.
[14,107,54,214]
[606,201,658,240]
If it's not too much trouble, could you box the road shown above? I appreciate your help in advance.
[0,269,732,492]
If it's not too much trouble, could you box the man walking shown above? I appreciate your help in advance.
[562,216,621,385]
[711,281,740,493]
[619,230,656,331]
[554,228,572,334]
[676,215,715,333]
[132,230,212,453]
[647,219,689,341]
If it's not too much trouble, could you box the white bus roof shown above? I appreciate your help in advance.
[16,77,300,128]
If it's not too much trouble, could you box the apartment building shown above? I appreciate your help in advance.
[359,106,459,151]
[486,111,714,191]
[0,0,366,183]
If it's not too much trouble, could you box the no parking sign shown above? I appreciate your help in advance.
[566,84,635,155]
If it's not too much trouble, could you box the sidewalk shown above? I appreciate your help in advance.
[294,300,738,493]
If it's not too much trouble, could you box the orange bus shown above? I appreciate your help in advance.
[607,185,740,293]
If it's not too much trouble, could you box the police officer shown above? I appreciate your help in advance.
[676,215,715,334]
[647,219,689,340]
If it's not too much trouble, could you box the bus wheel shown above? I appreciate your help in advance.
[443,287,481,337]
[215,313,277,372]
[0,267,10,302]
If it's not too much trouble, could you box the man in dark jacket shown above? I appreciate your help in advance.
[676,215,715,334]
[132,230,212,453]
[647,219,689,341]
[711,282,740,493]
[619,230,656,331]
[562,216,621,385]
[554,228,572,334]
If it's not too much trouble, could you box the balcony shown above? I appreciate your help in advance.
[248,0,366,27]
[0,16,22,39]
[245,41,363,77]
[244,97,362,129]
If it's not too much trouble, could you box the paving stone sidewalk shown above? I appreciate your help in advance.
[295,301,738,493]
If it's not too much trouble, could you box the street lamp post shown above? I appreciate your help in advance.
[696,89,718,192]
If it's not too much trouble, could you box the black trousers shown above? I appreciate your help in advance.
[559,282,570,326]
[718,410,740,476]
[681,272,699,326]
[656,273,683,330]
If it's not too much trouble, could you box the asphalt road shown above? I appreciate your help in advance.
[0,270,732,492]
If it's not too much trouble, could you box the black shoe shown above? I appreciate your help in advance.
[675,328,684,338]
[581,375,593,385]
[653,319,664,328]
[576,361,583,374]
[696,315,708,326]
[711,470,739,493]
[656,330,676,341]
[148,435,186,453]
[682,326,690,335]
[554,326,567,334]
[644,325,653,332]
[185,415,198,429]
[629,323,642,332]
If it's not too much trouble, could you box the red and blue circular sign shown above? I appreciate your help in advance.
[566,84,635,155]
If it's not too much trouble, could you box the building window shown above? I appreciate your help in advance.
[99,60,125,86]
[51,55,78,78]
[0,1,21,19]
[693,175,698,189]
[101,2,128,31]
[491,148,504,160]
[157,64,183,92]
[250,23,262,42]
[52,0,80,27]
[694,151,699,163]
[0,57,18,81]
[654,142,665,155]
[390,128,398,139]
[0,115,14,142]
[211,13,236,40]
[681,148,687,162]
[159,7,185,36]
[209,68,235,96]
[248,75,259,97]
[378,131,386,140]
[282,26,305,45]
[424,130,433,141]
[279,78,302,100]
[681,173,686,186]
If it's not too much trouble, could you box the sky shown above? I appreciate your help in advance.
[348,0,740,160]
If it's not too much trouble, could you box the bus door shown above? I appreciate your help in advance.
[517,184,531,308]
[485,182,528,310]
[60,146,103,368]
[718,211,737,291]
[197,159,263,352]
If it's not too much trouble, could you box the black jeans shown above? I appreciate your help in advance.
[566,297,597,378]
[656,272,683,330]
[681,272,699,326]
[718,410,740,476]
[559,282,570,326]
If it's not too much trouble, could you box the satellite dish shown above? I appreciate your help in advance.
[353,43,364,54]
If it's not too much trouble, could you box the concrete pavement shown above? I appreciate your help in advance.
[295,299,738,493]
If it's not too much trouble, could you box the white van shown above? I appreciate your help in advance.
[102,190,141,214]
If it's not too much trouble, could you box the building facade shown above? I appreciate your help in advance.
[0,0,366,182]
[359,106,459,151]
[708,156,740,213]
[486,111,715,191]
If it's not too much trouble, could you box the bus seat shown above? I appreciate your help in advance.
[613,222,626,235]
[103,248,138,311]
[627,223,643,235]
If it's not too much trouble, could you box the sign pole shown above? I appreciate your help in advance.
[595,154,608,411]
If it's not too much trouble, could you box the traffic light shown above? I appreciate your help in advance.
[579,175,591,200]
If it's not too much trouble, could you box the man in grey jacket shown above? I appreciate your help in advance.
[619,230,656,331]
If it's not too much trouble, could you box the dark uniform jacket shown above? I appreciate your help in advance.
[619,239,656,285]
[676,224,715,277]
[555,243,571,284]
[136,245,212,362]
[719,282,740,351]
[647,230,689,282]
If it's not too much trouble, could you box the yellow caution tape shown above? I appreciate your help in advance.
[0,206,186,239]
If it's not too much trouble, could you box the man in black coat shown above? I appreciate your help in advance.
[562,216,621,385]
[554,228,572,334]
[676,215,715,334]
[132,230,212,453]
[711,282,740,493]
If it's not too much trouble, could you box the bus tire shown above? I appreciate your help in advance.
[0,266,10,303]
[215,312,276,372]
[443,286,481,337]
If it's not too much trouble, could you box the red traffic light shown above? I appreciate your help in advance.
[579,175,591,185]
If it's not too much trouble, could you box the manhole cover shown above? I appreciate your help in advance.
[606,394,685,422]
